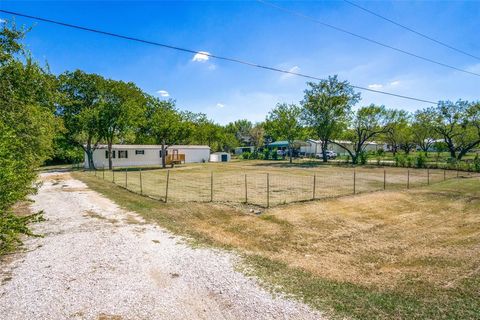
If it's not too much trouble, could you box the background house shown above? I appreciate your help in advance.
[300,139,386,156]
[234,146,255,155]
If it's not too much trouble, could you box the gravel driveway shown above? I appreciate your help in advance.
[0,172,323,320]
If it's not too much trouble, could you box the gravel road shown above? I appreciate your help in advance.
[0,172,324,320]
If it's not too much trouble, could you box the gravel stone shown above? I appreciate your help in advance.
[0,172,324,320]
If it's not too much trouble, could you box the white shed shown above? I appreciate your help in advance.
[84,144,210,168]
[209,152,231,162]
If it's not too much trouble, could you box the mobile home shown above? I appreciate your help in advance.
[84,144,210,168]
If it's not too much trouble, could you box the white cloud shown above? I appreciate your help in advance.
[390,80,400,86]
[192,51,210,62]
[156,90,170,97]
[466,63,480,73]
[0,18,6,24]
[281,66,300,80]
[368,84,383,89]
[216,103,225,108]
[207,64,217,70]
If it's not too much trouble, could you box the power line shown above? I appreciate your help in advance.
[256,0,480,78]
[343,0,480,61]
[0,9,437,104]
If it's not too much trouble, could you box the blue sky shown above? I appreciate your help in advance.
[1,0,479,124]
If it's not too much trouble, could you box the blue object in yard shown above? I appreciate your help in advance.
[267,141,289,148]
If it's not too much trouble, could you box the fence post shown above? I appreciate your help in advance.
[383,169,386,190]
[444,169,446,181]
[102,165,105,180]
[312,173,316,200]
[113,169,115,183]
[353,169,356,195]
[125,168,128,189]
[407,170,410,189]
[244,174,248,204]
[456,169,459,178]
[266,173,270,208]
[165,170,170,203]
[427,168,430,185]
[210,171,213,202]
[95,168,97,177]
[139,169,143,195]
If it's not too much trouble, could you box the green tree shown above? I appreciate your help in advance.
[249,122,265,150]
[333,105,391,164]
[217,129,238,153]
[142,97,189,168]
[98,79,146,170]
[428,100,480,160]
[225,119,253,146]
[301,75,360,162]
[265,103,304,163]
[57,70,105,169]
[412,110,437,155]
[189,113,221,149]
[384,109,415,155]
[0,23,57,253]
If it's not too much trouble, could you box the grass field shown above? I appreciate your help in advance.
[75,161,480,319]
[88,160,475,207]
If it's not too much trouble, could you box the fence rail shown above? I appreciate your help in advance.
[87,167,479,208]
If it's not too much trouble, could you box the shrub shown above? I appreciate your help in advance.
[272,149,278,160]
[263,149,271,160]
[359,152,368,165]
[395,154,406,167]
[240,152,251,160]
[415,153,426,168]
[474,154,480,172]
[0,24,55,255]
[257,153,265,160]
[406,156,413,167]
[0,211,44,255]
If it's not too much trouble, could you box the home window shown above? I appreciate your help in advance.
[135,150,145,155]
[105,150,116,159]
[118,150,128,159]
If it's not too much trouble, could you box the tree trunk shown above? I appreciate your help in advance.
[161,139,166,168]
[108,142,113,170]
[84,137,95,170]
[321,141,328,162]
[288,144,293,163]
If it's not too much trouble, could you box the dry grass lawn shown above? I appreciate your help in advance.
[74,162,480,319]
[94,160,468,207]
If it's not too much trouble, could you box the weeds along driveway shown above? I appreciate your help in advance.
[0,172,322,320]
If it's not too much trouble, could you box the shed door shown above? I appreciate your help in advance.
[221,154,228,162]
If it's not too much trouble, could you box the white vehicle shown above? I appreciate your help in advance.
[315,150,337,159]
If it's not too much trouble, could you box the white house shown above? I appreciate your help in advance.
[234,146,255,155]
[84,144,210,168]
[300,139,387,156]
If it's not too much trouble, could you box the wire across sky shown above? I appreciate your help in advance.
[257,0,480,77]
[1,8,441,105]
[342,0,480,61]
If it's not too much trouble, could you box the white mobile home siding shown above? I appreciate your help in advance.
[84,145,210,168]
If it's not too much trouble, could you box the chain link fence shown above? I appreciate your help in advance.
[89,166,478,208]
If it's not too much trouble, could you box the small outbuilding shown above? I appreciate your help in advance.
[209,152,231,162]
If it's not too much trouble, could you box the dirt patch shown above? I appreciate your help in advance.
[97,314,123,320]
[83,210,119,224]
